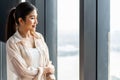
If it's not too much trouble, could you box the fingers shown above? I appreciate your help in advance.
[43,67,54,74]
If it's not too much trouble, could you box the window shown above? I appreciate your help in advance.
[110,0,120,80]
[21,0,25,2]
[57,0,79,80]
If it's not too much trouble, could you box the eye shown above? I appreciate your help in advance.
[31,17,35,19]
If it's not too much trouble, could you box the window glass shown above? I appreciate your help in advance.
[21,0,26,2]
[57,0,79,80]
[110,0,120,79]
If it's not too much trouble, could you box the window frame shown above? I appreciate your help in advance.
[80,0,110,80]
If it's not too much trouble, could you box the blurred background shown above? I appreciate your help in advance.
[57,0,79,80]
[110,0,120,80]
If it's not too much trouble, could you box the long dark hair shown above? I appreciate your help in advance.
[5,2,36,42]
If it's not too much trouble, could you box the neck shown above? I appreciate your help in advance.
[18,27,31,38]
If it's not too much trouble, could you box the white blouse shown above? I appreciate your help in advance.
[6,31,55,80]
[28,48,40,68]
[7,48,41,80]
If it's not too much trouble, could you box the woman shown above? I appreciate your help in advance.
[6,2,55,80]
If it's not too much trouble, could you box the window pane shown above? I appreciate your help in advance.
[110,0,120,80]
[21,0,26,2]
[57,0,79,80]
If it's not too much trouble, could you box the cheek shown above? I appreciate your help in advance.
[30,20,35,24]
[26,20,33,25]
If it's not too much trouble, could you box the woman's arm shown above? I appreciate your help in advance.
[35,32,55,79]
[38,33,55,74]
[6,39,44,79]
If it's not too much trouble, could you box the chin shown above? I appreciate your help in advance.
[30,29,36,32]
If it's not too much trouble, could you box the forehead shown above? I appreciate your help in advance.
[27,10,38,17]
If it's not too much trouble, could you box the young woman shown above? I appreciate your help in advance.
[6,2,55,80]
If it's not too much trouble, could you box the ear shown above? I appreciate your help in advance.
[18,18,24,25]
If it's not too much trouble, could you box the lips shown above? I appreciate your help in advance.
[32,25,36,28]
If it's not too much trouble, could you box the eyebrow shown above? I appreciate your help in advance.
[29,14,38,17]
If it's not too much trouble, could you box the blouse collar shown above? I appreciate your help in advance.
[13,30,41,43]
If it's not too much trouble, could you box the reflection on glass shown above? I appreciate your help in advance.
[110,0,120,80]
[57,0,79,80]
[21,0,26,2]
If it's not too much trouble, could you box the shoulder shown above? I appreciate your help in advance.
[35,32,45,40]
[6,34,18,48]
[6,36,15,45]
[35,32,43,37]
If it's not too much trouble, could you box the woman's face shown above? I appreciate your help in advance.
[23,9,38,32]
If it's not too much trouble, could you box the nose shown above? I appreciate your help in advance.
[35,18,38,25]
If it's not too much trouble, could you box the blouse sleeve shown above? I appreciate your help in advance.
[38,33,55,70]
[35,32,55,80]
[6,38,43,79]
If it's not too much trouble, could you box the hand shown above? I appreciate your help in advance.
[43,66,55,75]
